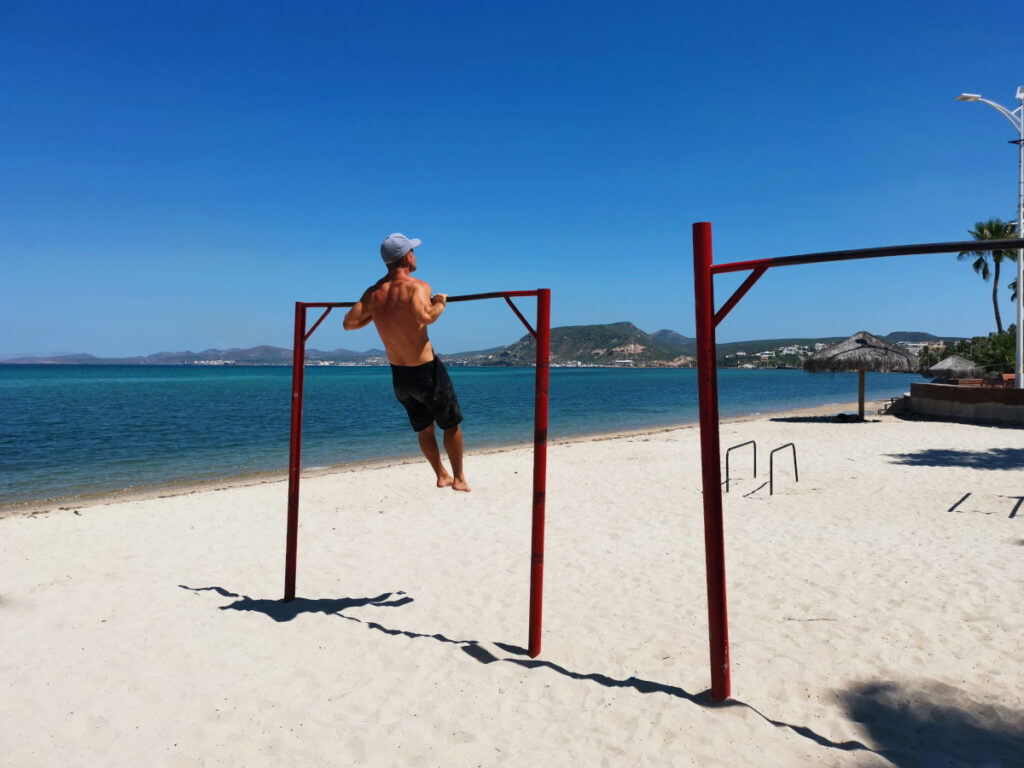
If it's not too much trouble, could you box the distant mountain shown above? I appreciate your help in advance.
[0,351,78,360]
[1,327,965,367]
[650,329,695,353]
[1,345,386,365]
[883,331,959,343]
[445,322,694,366]
[3,352,149,364]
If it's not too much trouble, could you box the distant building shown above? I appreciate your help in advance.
[899,341,945,355]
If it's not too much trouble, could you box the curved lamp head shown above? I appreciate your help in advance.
[957,93,982,102]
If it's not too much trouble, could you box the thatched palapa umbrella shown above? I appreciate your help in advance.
[803,331,918,420]
[924,354,982,381]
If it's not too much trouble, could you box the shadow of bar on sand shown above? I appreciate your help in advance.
[185,584,882,757]
[179,585,413,622]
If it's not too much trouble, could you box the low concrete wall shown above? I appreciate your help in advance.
[911,382,1024,426]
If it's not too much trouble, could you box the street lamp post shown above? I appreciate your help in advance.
[957,87,1024,389]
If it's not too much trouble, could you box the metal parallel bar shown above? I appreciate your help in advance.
[284,302,307,602]
[505,297,537,338]
[693,221,731,702]
[709,238,1024,275]
[304,307,334,342]
[724,440,757,493]
[714,266,768,328]
[528,289,551,658]
[769,443,799,496]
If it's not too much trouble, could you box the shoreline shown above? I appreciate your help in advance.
[1,398,870,518]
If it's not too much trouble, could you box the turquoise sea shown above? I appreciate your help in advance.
[0,365,922,506]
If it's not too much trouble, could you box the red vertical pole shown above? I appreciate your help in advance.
[528,288,551,658]
[693,222,731,701]
[284,302,307,602]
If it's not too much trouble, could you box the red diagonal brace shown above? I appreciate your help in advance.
[714,265,768,328]
[304,307,334,342]
[505,297,537,338]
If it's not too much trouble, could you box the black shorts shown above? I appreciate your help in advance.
[391,357,464,432]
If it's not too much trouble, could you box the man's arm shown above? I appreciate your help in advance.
[343,289,374,330]
[411,282,446,326]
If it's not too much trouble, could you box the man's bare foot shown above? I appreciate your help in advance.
[452,477,471,492]
[437,474,454,488]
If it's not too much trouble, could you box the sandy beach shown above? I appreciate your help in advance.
[2,403,1022,766]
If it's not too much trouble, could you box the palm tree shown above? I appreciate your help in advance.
[958,218,1018,333]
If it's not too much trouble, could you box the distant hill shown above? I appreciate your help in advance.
[2,326,965,367]
[883,331,958,343]
[2,345,386,365]
[4,352,150,365]
[447,322,694,366]
[650,329,695,353]
[445,325,964,367]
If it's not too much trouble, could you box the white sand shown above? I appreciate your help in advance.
[2,405,1022,766]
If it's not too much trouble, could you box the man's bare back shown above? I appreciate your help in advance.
[342,234,469,491]
[355,271,445,366]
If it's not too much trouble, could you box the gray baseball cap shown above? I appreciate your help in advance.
[380,232,422,264]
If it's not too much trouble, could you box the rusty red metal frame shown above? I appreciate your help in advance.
[693,222,1024,702]
[284,289,551,659]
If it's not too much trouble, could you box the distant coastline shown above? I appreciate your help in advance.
[2,322,962,369]
[1,360,809,370]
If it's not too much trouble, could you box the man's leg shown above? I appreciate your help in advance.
[417,424,454,488]
[442,425,470,492]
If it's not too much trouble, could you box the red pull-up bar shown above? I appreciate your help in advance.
[283,289,551,659]
[693,222,1024,702]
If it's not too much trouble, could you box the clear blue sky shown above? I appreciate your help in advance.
[2,0,1021,357]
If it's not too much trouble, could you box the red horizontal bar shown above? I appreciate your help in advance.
[447,290,542,302]
[299,290,542,310]
[710,238,1024,275]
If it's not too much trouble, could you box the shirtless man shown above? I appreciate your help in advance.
[343,233,470,492]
